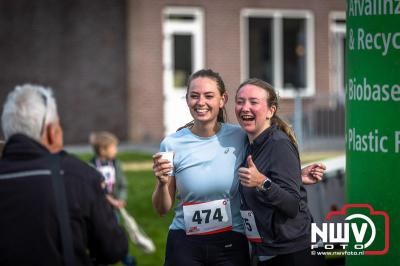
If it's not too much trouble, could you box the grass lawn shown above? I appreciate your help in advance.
[122,170,173,266]
[73,151,153,163]
[75,153,170,265]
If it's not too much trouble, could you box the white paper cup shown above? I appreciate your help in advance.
[158,151,174,176]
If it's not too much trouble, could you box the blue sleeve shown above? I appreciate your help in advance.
[159,139,167,152]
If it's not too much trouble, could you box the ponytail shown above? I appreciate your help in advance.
[217,108,226,123]
[271,115,298,146]
[177,120,194,132]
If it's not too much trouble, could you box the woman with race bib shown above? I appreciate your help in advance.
[236,78,326,266]
[152,69,325,266]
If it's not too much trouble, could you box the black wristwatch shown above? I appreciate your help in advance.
[257,177,272,192]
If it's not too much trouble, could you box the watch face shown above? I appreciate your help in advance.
[263,179,272,190]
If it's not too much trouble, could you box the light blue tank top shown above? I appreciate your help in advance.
[160,123,247,233]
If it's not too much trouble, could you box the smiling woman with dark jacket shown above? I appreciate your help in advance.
[235,78,325,266]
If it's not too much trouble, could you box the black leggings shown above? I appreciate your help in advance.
[255,247,326,266]
[164,229,251,266]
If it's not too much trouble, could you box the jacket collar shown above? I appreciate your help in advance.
[252,124,277,147]
[2,134,51,160]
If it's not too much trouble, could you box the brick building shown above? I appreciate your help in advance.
[0,0,346,145]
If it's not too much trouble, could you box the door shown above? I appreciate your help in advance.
[163,7,204,134]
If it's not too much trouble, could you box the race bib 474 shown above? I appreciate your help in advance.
[183,199,232,235]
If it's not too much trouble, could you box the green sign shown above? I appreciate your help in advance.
[346,0,400,265]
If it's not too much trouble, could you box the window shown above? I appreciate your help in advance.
[242,9,315,97]
[283,18,306,88]
[248,18,273,83]
[163,8,204,90]
[173,34,193,87]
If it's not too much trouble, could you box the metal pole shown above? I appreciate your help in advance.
[293,89,303,149]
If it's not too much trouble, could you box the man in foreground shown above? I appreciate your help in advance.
[0,84,128,265]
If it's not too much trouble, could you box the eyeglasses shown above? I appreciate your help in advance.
[39,92,48,137]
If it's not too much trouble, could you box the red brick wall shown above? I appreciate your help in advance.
[127,0,165,143]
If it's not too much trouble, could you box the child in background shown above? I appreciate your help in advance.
[89,132,127,210]
[89,132,136,266]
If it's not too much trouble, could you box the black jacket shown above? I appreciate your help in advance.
[240,125,312,255]
[0,134,128,266]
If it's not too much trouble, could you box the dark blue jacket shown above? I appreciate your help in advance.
[0,134,128,265]
[240,125,312,256]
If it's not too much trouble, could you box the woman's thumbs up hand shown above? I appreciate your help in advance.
[238,155,267,188]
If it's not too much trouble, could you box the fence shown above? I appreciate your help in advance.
[285,92,345,152]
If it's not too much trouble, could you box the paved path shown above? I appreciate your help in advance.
[65,142,159,154]
[122,161,153,171]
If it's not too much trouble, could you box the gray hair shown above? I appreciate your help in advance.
[1,84,58,141]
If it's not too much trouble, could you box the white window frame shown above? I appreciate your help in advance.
[329,11,346,106]
[329,11,346,33]
[241,9,315,98]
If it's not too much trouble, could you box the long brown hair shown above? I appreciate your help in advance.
[177,69,227,131]
[237,78,298,146]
